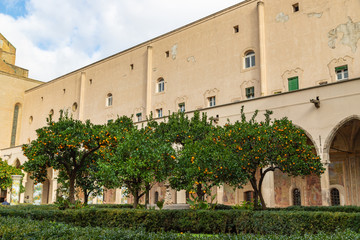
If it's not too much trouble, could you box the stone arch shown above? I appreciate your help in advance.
[13,159,21,169]
[292,123,320,156]
[323,115,360,206]
[323,115,360,157]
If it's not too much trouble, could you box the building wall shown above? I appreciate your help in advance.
[1,0,360,206]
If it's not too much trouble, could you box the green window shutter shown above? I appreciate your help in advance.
[288,77,299,91]
[335,65,347,71]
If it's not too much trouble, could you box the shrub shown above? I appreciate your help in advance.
[0,216,360,239]
[0,207,359,235]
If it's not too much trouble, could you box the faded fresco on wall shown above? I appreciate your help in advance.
[222,184,236,205]
[328,160,344,186]
[305,175,322,206]
[274,170,291,207]
[328,17,360,53]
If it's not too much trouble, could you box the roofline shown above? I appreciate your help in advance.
[0,33,16,50]
[25,0,257,93]
[0,70,43,85]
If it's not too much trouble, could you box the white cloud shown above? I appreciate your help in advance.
[1,0,243,81]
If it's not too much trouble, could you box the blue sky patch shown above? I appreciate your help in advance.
[0,0,28,18]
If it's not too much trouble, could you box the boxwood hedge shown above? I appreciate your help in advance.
[0,216,360,240]
[1,206,360,235]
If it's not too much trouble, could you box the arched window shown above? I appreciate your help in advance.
[14,159,21,169]
[244,51,255,69]
[157,78,164,93]
[154,191,159,204]
[10,103,20,147]
[292,188,301,206]
[330,188,340,206]
[106,93,113,106]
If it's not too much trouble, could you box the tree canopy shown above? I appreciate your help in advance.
[98,116,175,208]
[222,107,325,209]
[0,158,23,190]
[22,111,113,204]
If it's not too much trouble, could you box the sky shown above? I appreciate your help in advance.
[0,0,243,82]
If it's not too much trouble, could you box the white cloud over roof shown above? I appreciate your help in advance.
[0,0,243,81]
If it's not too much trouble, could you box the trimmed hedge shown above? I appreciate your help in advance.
[1,216,360,240]
[269,205,360,213]
[0,207,360,234]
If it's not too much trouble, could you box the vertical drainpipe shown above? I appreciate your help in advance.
[146,46,153,117]
[258,1,267,96]
[79,72,86,121]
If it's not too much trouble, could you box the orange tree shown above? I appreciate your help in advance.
[223,107,325,209]
[98,116,175,208]
[22,111,113,204]
[154,111,248,201]
[0,158,23,190]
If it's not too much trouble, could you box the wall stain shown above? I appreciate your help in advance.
[328,17,360,53]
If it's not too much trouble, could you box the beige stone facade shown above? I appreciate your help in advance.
[1,0,360,207]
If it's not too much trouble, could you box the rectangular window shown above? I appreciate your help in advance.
[165,51,170,58]
[178,103,185,112]
[136,113,142,122]
[157,79,165,92]
[292,3,299,12]
[288,77,299,91]
[245,87,255,99]
[156,108,163,118]
[335,65,348,81]
[233,25,239,33]
[208,96,216,107]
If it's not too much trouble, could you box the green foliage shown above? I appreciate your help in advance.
[0,158,23,190]
[22,111,112,204]
[1,207,359,235]
[156,199,165,210]
[232,201,254,211]
[2,216,359,240]
[222,107,325,208]
[54,197,84,210]
[98,116,176,208]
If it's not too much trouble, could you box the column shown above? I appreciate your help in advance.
[146,46,153,116]
[262,170,275,207]
[257,1,268,96]
[217,185,224,204]
[320,152,330,206]
[78,72,86,121]
[10,175,23,205]
[33,183,42,205]
[176,190,187,204]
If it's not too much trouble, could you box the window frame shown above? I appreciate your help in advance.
[245,86,255,99]
[288,76,299,91]
[330,188,340,206]
[178,103,185,112]
[292,188,301,206]
[208,96,216,107]
[244,51,255,69]
[156,108,163,118]
[335,65,348,81]
[157,78,165,93]
[106,93,113,107]
[136,113,142,122]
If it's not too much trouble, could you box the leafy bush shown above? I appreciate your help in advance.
[0,216,359,239]
[268,205,360,213]
[0,207,359,235]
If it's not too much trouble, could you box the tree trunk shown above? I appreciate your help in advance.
[249,177,260,209]
[69,174,76,204]
[133,191,139,209]
[145,184,150,208]
[84,191,89,205]
[258,174,267,210]
[196,184,205,201]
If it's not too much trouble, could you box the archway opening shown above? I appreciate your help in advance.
[328,119,360,206]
